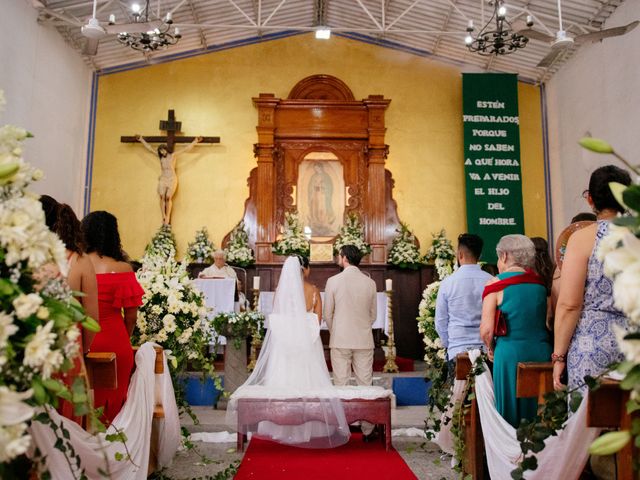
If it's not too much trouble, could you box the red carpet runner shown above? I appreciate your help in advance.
[234,433,418,480]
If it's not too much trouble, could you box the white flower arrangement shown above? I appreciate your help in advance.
[211,311,265,350]
[185,227,215,263]
[424,229,456,280]
[0,90,98,473]
[387,223,424,269]
[333,213,371,256]
[272,211,310,257]
[143,224,176,261]
[578,137,640,456]
[225,220,255,267]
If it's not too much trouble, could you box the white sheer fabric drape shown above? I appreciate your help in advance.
[436,349,600,479]
[30,343,181,479]
[227,256,350,448]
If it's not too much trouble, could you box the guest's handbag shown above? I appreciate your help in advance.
[494,309,508,337]
[482,270,546,338]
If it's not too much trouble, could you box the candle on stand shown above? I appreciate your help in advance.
[253,276,260,290]
[385,279,393,291]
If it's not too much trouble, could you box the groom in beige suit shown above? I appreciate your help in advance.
[324,245,377,438]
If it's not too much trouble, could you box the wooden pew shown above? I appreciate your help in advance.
[455,359,553,479]
[455,352,485,480]
[587,379,639,480]
[516,362,553,404]
[85,352,118,390]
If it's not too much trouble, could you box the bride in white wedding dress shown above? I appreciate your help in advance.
[227,256,350,448]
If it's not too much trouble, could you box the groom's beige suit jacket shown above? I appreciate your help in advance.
[324,266,377,349]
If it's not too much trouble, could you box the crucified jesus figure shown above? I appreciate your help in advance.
[135,135,203,225]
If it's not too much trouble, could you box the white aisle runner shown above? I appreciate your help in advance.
[30,343,181,479]
[435,350,600,479]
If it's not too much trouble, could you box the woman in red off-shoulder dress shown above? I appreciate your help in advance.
[82,211,144,423]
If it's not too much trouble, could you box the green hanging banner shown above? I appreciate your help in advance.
[462,73,524,264]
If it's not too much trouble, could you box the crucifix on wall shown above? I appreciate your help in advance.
[121,110,220,225]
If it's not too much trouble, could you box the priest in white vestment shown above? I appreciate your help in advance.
[199,250,238,281]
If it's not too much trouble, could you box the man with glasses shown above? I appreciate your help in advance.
[435,233,492,381]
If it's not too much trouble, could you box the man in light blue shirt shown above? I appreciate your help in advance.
[435,234,492,378]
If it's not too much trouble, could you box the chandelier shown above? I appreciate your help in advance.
[116,1,181,52]
[465,1,531,56]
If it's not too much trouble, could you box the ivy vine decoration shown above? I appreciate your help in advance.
[450,353,487,475]
[511,373,610,479]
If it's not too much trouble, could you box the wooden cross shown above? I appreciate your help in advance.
[120,109,220,151]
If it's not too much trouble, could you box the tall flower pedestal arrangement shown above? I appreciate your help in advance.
[211,312,264,408]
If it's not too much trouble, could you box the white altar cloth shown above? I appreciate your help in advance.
[194,278,236,346]
[258,291,389,334]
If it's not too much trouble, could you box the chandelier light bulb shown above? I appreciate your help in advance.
[497,5,507,17]
[465,34,473,45]
[526,15,534,27]
[131,3,141,13]
[467,19,474,31]
[174,27,180,36]
[165,12,172,22]
[108,14,115,24]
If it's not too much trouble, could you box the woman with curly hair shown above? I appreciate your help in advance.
[81,211,144,423]
[39,195,99,425]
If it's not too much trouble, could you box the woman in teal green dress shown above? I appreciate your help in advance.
[480,234,552,428]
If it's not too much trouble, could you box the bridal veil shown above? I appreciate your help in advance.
[227,256,350,448]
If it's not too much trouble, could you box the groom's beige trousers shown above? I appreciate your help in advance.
[331,348,375,435]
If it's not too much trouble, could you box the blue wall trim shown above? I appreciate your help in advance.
[540,82,554,248]
[83,71,99,216]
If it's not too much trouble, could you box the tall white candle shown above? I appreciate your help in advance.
[385,279,392,291]
[253,276,260,290]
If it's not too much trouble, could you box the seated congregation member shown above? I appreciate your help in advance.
[39,196,100,424]
[480,234,551,428]
[435,233,492,379]
[199,249,238,280]
[81,211,144,423]
[553,165,632,394]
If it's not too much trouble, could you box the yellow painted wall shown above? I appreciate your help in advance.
[91,33,547,259]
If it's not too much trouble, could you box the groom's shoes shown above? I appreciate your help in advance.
[362,426,379,443]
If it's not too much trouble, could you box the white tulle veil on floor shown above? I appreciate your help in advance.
[226,256,350,448]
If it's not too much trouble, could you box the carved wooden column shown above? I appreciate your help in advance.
[252,94,280,263]
[364,95,391,264]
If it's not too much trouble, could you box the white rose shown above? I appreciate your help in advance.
[613,262,640,324]
[12,293,43,319]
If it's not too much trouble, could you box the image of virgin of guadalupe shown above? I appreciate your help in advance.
[307,162,336,236]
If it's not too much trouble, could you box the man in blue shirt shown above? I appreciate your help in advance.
[435,234,492,379]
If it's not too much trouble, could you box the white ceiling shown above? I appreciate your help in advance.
[32,0,634,82]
